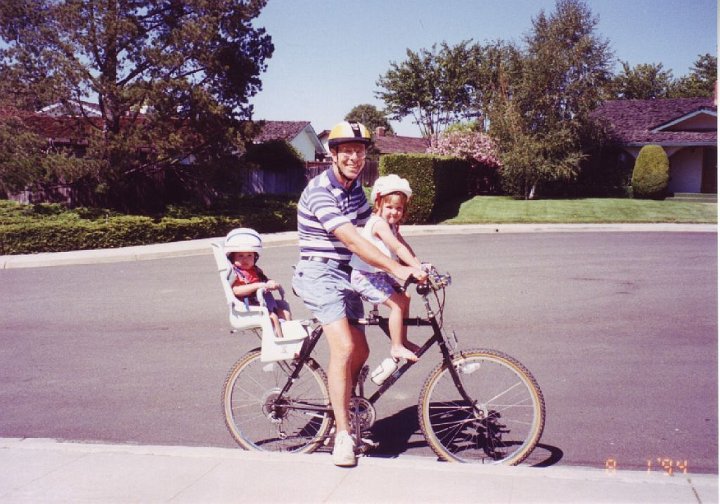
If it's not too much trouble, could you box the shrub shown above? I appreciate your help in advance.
[379,154,470,223]
[244,140,304,173]
[427,130,501,169]
[427,130,502,195]
[0,196,297,254]
[631,145,669,199]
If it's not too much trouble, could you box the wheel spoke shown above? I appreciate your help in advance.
[419,350,545,465]
[223,350,332,454]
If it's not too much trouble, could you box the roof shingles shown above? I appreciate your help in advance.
[374,135,429,154]
[255,121,310,143]
[592,98,716,146]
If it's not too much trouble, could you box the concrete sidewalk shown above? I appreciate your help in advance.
[0,438,716,503]
[1,223,716,269]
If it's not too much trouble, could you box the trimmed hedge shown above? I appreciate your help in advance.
[379,154,470,223]
[631,145,670,200]
[0,198,297,255]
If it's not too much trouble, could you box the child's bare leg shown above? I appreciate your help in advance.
[270,312,283,338]
[385,293,417,362]
[401,292,419,353]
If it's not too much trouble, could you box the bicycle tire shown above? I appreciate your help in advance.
[222,349,332,453]
[418,348,545,465]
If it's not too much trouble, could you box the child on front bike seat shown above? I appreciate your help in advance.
[349,175,426,362]
[224,228,291,338]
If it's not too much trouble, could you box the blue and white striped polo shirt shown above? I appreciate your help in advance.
[297,167,371,261]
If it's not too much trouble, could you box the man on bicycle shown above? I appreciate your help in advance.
[292,121,426,467]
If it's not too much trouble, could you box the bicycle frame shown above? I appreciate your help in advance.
[274,289,477,420]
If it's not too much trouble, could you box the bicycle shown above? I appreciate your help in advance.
[220,266,546,465]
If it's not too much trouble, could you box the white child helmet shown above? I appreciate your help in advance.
[371,174,413,203]
[224,227,263,257]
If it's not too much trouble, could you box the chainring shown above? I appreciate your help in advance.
[348,396,376,431]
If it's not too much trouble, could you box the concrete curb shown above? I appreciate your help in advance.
[1,437,715,481]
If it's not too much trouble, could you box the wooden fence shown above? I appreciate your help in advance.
[240,166,306,195]
[242,161,378,195]
[7,160,381,205]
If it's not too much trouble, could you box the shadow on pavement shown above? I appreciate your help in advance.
[368,406,564,467]
[369,406,425,457]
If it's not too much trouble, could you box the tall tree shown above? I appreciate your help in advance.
[489,0,613,198]
[671,53,717,98]
[0,0,273,210]
[606,61,674,99]
[520,0,612,130]
[345,104,394,135]
[376,41,480,137]
[468,41,523,132]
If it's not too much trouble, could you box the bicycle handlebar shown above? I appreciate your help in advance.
[401,275,417,292]
[399,266,452,295]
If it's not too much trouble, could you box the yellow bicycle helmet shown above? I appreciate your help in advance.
[327,121,372,149]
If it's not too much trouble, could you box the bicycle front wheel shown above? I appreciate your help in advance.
[222,349,332,453]
[418,348,545,465]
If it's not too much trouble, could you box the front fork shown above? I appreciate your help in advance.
[422,295,484,420]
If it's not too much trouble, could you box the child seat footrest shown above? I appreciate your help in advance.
[260,320,310,362]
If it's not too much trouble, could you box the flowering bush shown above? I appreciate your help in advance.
[427,130,502,169]
[427,130,502,194]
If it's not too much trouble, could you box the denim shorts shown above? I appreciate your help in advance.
[350,269,400,305]
[292,259,364,325]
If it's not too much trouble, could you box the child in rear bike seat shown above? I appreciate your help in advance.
[224,228,292,338]
[349,175,426,363]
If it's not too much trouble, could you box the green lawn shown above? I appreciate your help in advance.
[443,196,717,224]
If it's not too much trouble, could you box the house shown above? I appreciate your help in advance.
[359,127,431,187]
[18,104,326,162]
[372,127,430,155]
[253,121,325,162]
[2,103,327,199]
[317,129,330,158]
[591,98,717,194]
[243,120,326,194]
[38,100,102,117]
[0,106,98,162]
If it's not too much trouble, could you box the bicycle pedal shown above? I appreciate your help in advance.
[356,436,379,450]
[355,443,373,455]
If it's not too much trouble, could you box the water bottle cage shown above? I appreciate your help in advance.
[443,329,458,351]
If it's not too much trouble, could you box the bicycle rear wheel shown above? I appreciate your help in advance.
[418,348,545,465]
[223,349,332,453]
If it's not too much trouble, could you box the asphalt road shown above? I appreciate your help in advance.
[0,232,716,473]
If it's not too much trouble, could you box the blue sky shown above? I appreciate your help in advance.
[249,0,717,137]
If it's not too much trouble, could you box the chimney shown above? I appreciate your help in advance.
[375,126,386,137]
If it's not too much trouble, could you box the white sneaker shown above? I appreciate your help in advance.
[332,431,357,467]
